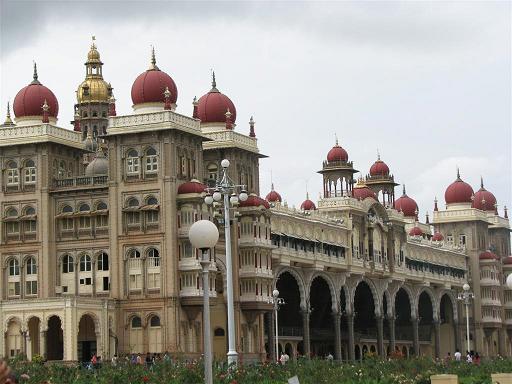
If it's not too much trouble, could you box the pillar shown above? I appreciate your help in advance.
[412,317,420,356]
[376,315,384,357]
[347,312,355,361]
[434,320,441,359]
[453,321,460,352]
[40,330,46,359]
[389,316,396,353]
[302,309,310,358]
[333,312,342,361]
[267,312,275,361]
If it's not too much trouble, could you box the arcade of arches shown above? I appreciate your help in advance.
[269,269,460,360]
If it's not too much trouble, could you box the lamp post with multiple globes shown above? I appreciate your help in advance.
[204,159,248,366]
[267,289,285,362]
[188,220,219,384]
[457,283,474,354]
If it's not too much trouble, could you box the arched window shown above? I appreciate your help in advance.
[146,196,158,206]
[150,315,161,327]
[128,249,141,259]
[79,204,91,229]
[79,204,90,212]
[97,252,109,271]
[6,207,18,218]
[5,208,19,234]
[8,259,20,276]
[128,198,139,208]
[145,147,158,174]
[148,248,160,267]
[96,201,107,211]
[145,197,159,224]
[26,257,37,275]
[58,161,66,178]
[207,163,218,182]
[131,316,142,328]
[126,149,140,175]
[214,327,225,337]
[61,205,74,231]
[62,255,74,273]
[126,198,140,226]
[6,161,19,185]
[62,205,73,214]
[23,206,37,234]
[79,255,92,272]
[95,201,108,228]
[23,159,36,184]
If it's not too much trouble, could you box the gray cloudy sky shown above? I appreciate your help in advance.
[1,0,510,217]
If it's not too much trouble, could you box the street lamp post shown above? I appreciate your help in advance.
[189,220,219,384]
[457,283,474,354]
[204,159,248,366]
[267,289,285,362]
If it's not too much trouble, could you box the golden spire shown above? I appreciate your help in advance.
[149,46,159,70]
[3,101,14,126]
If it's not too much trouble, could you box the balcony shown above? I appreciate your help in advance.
[52,175,108,191]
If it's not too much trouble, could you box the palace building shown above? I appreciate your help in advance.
[0,40,510,363]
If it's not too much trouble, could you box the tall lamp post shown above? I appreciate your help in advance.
[204,159,248,366]
[189,220,219,384]
[457,283,474,353]
[267,289,285,362]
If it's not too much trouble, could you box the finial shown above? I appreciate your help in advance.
[335,133,339,146]
[434,197,438,212]
[249,116,256,138]
[91,35,96,49]
[73,110,81,132]
[480,176,484,189]
[271,182,275,191]
[149,46,159,70]
[212,70,217,89]
[504,206,508,219]
[192,96,198,105]
[456,167,460,179]
[425,211,430,224]
[377,148,380,161]
[108,94,117,117]
[225,108,233,130]
[3,101,14,126]
[164,87,172,110]
[192,96,199,119]
[31,61,40,84]
[42,99,49,123]
[402,184,406,195]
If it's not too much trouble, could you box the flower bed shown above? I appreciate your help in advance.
[7,356,512,384]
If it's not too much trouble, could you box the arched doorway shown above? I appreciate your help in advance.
[309,276,333,358]
[395,288,412,354]
[5,318,22,358]
[354,281,376,349]
[439,294,456,356]
[275,271,303,357]
[148,315,162,353]
[78,314,97,362]
[27,317,41,359]
[418,291,434,357]
[46,316,63,360]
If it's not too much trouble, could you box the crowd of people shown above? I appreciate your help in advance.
[447,349,481,365]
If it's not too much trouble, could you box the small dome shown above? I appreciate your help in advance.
[409,226,423,236]
[13,64,59,119]
[131,49,178,106]
[326,138,348,163]
[265,184,282,203]
[503,256,512,265]
[85,150,108,176]
[479,250,498,261]
[472,178,497,211]
[239,194,270,209]
[369,158,390,177]
[394,186,418,217]
[88,44,101,61]
[301,195,316,211]
[77,78,111,103]
[177,179,206,195]
[352,179,376,201]
[432,232,444,241]
[196,73,236,124]
[445,170,474,204]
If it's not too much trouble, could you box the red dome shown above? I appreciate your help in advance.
[196,74,236,124]
[409,226,423,236]
[13,65,58,118]
[265,184,282,203]
[472,179,497,211]
[239,194,270,209]
[369,159,390,177]
[327,143,348,163]
[445,171,474,204]
[432,232,444,241]
[131,52,178,106]
[479,251,498,261]
[503,256,512,265]
[352,182,376,201]
[177,180,206,195]
[394,186,418,217]
[301,198,316,211]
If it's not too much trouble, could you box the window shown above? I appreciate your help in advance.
[8,282,20,296]
[126,149,140,175]
[23,207,36,233]
[150,316,161,327]
[80,255,92,272]
[180,155,186,177]
[145,147,158,173]
[131,316,142,328]
[96,214,108,228]
[129,249,141,259]
[182,241,193,258]
[207,163,218,181]
[214,328,225,337]
[96,201,107,210]
[146,197,159,224]
[97,252,109,271]
[8,259,20,276]
[78,204,91,229]
[26,257,37,275]
[26,281,37,295]
[459,234,466,246]
[6,161,19,185]
[5,208,19,235]
[23,160,36,184]
[148,248,160,267]
[62,255,74,273]
[126,198,140,225]
[58,161,66,178]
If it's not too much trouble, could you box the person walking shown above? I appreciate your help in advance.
[454,349,461,361]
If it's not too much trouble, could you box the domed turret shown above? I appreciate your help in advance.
[409,226,423,236]
[472,177,497,212]
[432,231,444,242]
[76,39,112,104]
[177,179,206,195]
[479,250,499,261]
[394,185,418,218]
[352,179,377,201]
[196,72,237,125]
[445,169,474,205]
[13,63,59,126]
[131,47,178,113]
[85,149,108,176]
[265,183,282,203]
[239,194,270,209]
[369,155,390,177]
[301,193,316,211]
[326,137,348,163]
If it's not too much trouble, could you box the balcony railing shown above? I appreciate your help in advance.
[52,175,108,189]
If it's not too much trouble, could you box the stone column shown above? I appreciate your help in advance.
[389,316,396,353]
[347,313,355,361]
[26,334,32,361]
[333,312,342,361]
[20,330,27,356]
[301,309,311,359]
[376,315,384,357]
[453,321,460,352]
[434,320,441,359]
[412,317,420,356]
[267,312,275,361]
[39,330,47,359]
